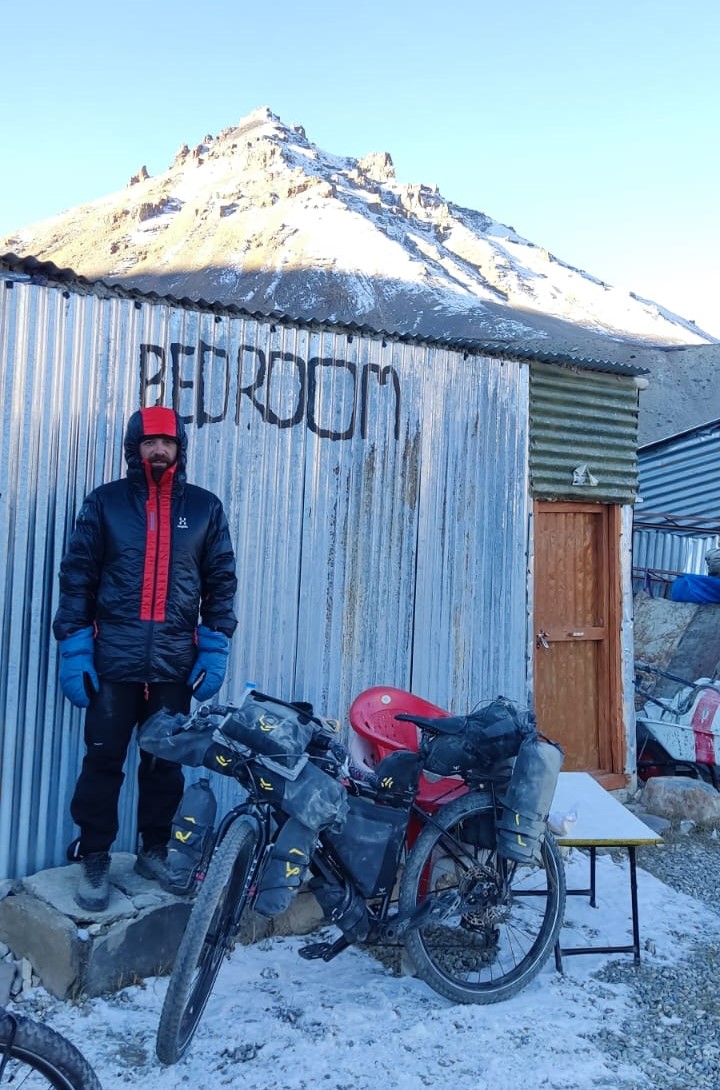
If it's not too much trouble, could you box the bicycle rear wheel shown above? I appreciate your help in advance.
[400,791,565,1003]
[156,815,261,1065]
[0,1012,101,1090]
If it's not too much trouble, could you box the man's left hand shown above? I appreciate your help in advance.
[188,625,230,701]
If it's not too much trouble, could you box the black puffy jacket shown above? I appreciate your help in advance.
[53,408,238,683]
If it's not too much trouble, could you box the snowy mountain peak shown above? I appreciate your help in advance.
[1,106,715,353]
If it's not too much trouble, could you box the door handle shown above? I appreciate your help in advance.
[536,630,551,649]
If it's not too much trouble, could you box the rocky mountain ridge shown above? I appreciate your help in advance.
[2,106,719,441]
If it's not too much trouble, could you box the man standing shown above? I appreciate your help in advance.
[53,406,237,912]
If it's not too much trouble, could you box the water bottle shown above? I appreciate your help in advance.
[165,778,218,895]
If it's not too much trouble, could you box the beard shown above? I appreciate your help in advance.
[149,459,172,481]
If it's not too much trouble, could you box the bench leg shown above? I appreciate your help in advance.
[628,846,641,965]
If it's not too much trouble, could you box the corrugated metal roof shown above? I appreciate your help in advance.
[1,252,649,378]
[637,424,720,518]
[638,417,720,453]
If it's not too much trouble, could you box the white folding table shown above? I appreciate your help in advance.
[550,771,663,969]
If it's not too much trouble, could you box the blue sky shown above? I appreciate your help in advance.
[4,0,720,333]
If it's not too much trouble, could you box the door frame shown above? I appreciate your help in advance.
[532,500,626,781]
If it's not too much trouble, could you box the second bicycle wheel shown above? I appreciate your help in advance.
[156,815,261,1065]
[0,1012,101,1090]
[399,791,566,1004]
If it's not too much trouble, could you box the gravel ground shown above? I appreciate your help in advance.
[585,828,720,1089]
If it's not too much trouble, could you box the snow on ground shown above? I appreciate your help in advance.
[13,850,718,1090]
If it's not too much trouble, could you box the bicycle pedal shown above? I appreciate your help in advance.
[298,941,334,960]
[298,936,348,962]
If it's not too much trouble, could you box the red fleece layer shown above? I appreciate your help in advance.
[140,462,176,622]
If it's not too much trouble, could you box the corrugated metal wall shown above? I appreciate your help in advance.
[637,423,720,516]
[632,529,719,588]
[0,270,530,879]
[529,363,639,502]
[632,423,720,594]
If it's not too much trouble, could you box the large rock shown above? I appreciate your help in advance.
[633,592,698,674]
[633,592,720,703]
[639,776,720,827]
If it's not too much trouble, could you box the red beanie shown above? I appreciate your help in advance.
[140,406,177,439]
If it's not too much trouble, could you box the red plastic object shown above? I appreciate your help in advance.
[348,686,466,817]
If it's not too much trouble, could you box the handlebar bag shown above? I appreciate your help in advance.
[138,709,216,766]
[221,691,316,772]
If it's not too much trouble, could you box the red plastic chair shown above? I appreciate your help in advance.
[348,686,467,820]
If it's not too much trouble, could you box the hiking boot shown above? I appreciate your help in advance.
[76,852,111,912]
[134,844,169,883]
[66,837,83,863]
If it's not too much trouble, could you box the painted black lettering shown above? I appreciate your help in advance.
[266,350,306,428]
[170,343,196,424]
[236,345,306,428]
[197,340,229,427]
[140,341,401,441]
[361,363,401,441]
[140,344,166,405]
[235,343,266,424]
[236,344,266,425]
[307,357,357,441]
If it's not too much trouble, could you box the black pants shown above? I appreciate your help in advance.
[71,681,189,855]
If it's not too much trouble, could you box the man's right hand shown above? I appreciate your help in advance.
[58,626,99,708]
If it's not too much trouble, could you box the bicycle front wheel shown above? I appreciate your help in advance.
[399,791,566,1004]
[0,1012,101,1090]
[156,815,261,1065]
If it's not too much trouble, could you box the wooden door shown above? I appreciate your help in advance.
[533,501,624,778]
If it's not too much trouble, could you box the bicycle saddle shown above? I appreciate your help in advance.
[394,713,467,735]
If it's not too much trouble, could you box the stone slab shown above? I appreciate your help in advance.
[0,891,80,998]
[23,853,148,923]
[84,900,192,996]
[0,852,323,999]
[0,854,193,998]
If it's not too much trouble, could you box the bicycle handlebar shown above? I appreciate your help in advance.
[193,703,239,723]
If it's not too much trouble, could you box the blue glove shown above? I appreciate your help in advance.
[188,625,230,701]
[58,626,99,708]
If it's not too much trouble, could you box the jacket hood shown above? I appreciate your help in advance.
[124,407,188,482]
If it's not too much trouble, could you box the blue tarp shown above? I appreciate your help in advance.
[670,574,720,603]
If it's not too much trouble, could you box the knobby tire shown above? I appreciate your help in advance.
[400,791,566,1003]
[156,815,260,1065]
[0,1011,101,1090]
